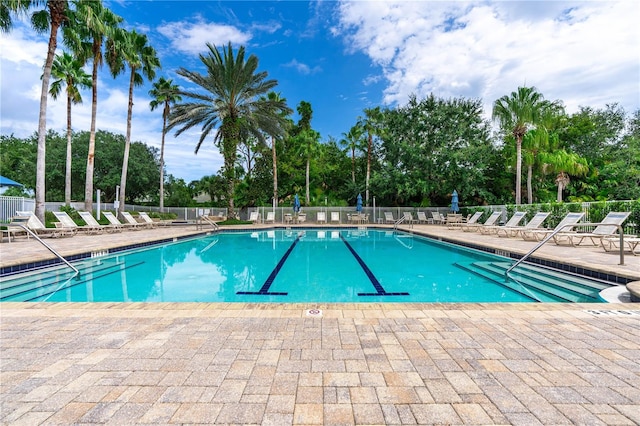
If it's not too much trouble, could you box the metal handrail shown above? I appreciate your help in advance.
[506,222,626,278]
[393,215,406,230]
[11,224,79,275]
[197,215,220,230]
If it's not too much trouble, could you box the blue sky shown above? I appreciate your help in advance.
[1,1,638,183]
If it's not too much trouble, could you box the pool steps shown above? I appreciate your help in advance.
[0,259,142,302]
[456,261,611,303]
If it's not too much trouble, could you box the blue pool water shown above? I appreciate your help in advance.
[0,229,607,303]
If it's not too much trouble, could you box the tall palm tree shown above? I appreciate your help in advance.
[4,0,71,222]
[107,28,160,216]
[149,77,181,212]
[492,86,548,205]
[358,106,383,206]
[65,1,122,212]
[264,91,289,208]
[168,42,290,218]
[48,51,92,206]
[294,128,320,205]
[339,125,364,184]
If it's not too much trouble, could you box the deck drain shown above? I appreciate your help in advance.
[584,310,640,317]
[305,309,323,317]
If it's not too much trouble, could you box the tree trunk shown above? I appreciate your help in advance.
[272,136,278,207]
[84,41,100,213]
[351,147,355,183]
[159,105,167,212]
[306,155,310,205]
[365,134,372,206]
[515,136,522,205]
[118,69,135,217]
[35,21,60,222]
[65,92,72,206]
[527,164,533,204]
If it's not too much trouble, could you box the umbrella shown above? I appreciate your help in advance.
[451,190,459,213]
[0,175,23,187]
[293,194,300,213]
[356,193,363,212]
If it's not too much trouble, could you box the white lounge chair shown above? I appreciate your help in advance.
[16,210,76,238]
[122,211,151,229]
[496,212,550,238]
[601,235,640,256]
[138,212,159,228]
[448,211,482,229]
[552,211,631,246]
[520,212,585,241]
[403,212,416,224]
[431,211,444,224]
[265,211,275,223]
[479,211,526,235]
[103,211,142,230]
[53,211,103,234]
[78,211,121,233]
[249,211,261,223]
[317,211,326,224]
[330,212,340,224]
[462,211,501,232]
[416,212,429,223]
[384,212,395,224]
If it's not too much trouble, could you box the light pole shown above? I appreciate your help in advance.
[114,185,120,211]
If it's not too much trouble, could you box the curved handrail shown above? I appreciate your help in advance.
[11,223,79,275]
[506,222,626,278]
[393,215,406,230]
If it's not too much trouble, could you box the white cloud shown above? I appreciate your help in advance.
[334,0,640,117]
[157,18,252,55]
[283,59,322,75]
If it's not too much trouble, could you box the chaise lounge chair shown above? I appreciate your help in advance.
[496,212,550,238]
[53,211,103,234]
[102,211,142,230]
[265,211,275,223]
[601,235,640,256]
[317,211,327,224]
[403,212,417,224]
[249,211,261,224]
[520,212,585,242]
[16,210,76,238]
[462,211,501,232]
[479,211,526,235]
[121,211,151,229]
[552,211,631,247]
[416,212,429,224]
[330,212,340,224]
[431,211,444,224]
[447,211,482,229]
[138,212,159,228]
[78,211,121,233]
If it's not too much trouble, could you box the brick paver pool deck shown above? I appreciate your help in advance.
[1,224,639,425]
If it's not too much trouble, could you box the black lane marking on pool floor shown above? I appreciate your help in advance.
[236,235,301,296]
[339,234,409,297]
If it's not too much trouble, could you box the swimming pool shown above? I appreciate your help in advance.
[0,229,609,303]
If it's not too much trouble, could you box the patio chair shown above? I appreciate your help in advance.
[53,211,103,235]
[298,213,306,224]
[478,211,526,235]
[416,211,429,224]
[248,211,261,224]
[2,215,30,242]
[16,210,76,238]
[496,212,550,238]
[138,212,159,228]
[448,211,482,229]
[601,235,640,256]
[462,211,501,232]
[317,211,327,224]
[265,211,275,223]
[552,211,631,247]
[122,211,152,229]
[330,211,340,224]
[401,212,415,224]
[520,212,585,242]
[78,211,121,233]
[103,211,142,230]
[384,212,395,224]
[431,211,444,224]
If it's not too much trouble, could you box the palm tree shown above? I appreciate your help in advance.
[65,1,122,212]
[4,0,71,222]
[149,77,181,212]
[358,107,383,207]
[107,28,160,216]
[168,43,290,218]
[540,150,589,202]
[492,86,548,205]
[294,128,321,205]
[339,125,364,184]
[264,91,289,208]
[48,51,92,206]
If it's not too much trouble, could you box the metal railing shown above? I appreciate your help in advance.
[9,223,79,275]
[506,222,626,280]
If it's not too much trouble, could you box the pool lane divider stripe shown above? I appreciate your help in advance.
[236,234,302,296]
[339,233,409,297]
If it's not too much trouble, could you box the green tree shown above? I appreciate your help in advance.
[4,0,72,222]
[358,106,384,206]
[149,77,181,211]
[168,43,289,218]
[339,125,364,184]
[48,51,91,206]
[540,149,589,202]
[107,28,160,216]
[263,91,290,208]
[492,86,557,205]
[65,1,122,212]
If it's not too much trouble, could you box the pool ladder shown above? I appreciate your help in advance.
[393,215,406,230]
[10,223,79,275]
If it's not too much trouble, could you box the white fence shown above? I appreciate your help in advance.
[0,196,35,222]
